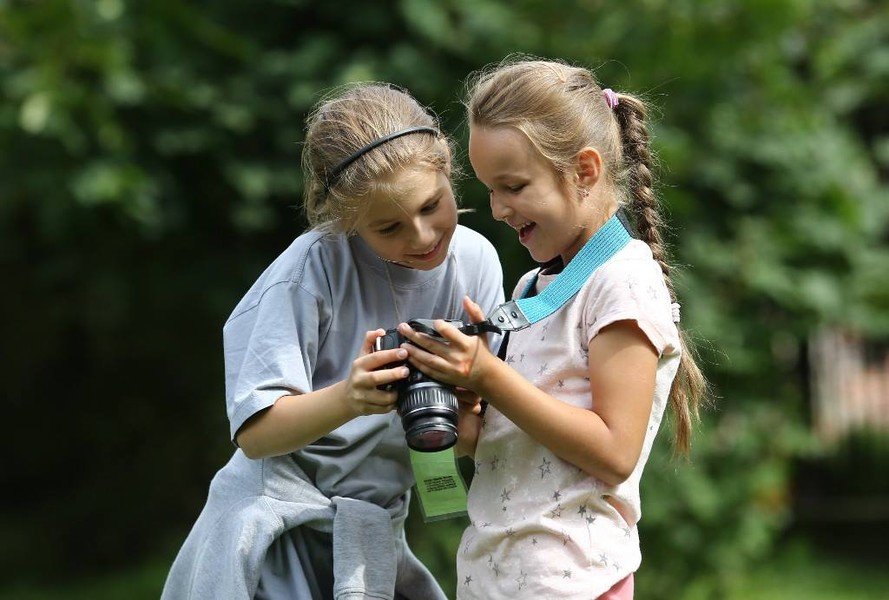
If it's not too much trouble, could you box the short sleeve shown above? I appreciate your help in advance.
[583,258,679,357]
[222,281,324,441]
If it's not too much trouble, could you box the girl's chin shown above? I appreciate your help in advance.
[388,245,450,271]
[527,246,553,264]
[405,251,448,270]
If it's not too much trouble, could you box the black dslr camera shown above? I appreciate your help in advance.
[374,319,472,452]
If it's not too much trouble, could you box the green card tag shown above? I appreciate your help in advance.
[409,448,468,522]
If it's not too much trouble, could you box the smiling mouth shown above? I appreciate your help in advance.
[516,222,536,243]
[407,238,443,262]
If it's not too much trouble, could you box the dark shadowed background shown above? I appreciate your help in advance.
[2,1,888,598]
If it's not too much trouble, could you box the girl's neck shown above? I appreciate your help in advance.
[559,201,619,265]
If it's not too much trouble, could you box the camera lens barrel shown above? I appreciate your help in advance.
[397,382,459,452]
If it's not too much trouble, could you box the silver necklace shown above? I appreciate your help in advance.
[383,261,404,325]
[380,252,461,323]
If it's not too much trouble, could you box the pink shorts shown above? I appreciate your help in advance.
[598,574,634,600]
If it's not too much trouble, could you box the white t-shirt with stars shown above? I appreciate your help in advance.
[457,240,681,599]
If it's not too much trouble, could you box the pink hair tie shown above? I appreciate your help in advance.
[602,88,619,109]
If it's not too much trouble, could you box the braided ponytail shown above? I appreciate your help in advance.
[467,57,708,455]
[615,95,708,455]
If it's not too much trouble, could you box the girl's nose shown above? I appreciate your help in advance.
[410,220,436,249]
[490,193,512,222]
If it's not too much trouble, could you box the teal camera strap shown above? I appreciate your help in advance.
[487,210,633,333]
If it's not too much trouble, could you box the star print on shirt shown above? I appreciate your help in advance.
[562,569,572,579]
[464,575,472,585]
[537,361,548,375]
[538,456,552,479]
[626,278,638,295]
[540,324,548,341]
[599,553,609,567]
[492,563,502,577]
[549,504,563,518]
[516,570,528,590]
[500,488,511,503]
[552,489,562,501]
[506,354,516,364]
[490,456,500,471]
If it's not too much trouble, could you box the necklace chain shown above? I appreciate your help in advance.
[383,262,404,325]
[381,251,456,327]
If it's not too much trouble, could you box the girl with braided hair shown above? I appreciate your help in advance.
[396,58,707,599]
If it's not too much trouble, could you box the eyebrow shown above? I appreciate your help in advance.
[491,172,527,182]
[367,189,444,228]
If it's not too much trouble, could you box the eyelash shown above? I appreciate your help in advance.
[377,201,440,235]
[487,184,526,195]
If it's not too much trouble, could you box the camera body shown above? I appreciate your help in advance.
[374,319,465,452]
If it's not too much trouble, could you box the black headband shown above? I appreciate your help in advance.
[322,126,439,194]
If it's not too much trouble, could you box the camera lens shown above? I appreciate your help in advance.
[397,382,458,452]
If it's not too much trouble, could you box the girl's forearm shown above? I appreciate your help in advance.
[455,411,481,458]
[476,360,640,486]
[235,381,356,459]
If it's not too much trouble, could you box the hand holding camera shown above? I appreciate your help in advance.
[396,297,494,391]
[373,319,469,452]
[371,297,494,453]
[342,329,412,417]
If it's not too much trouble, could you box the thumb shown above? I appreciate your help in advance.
[360,329,386,356]
[463,296,487,323]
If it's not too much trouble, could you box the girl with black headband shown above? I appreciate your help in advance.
[162,83,505,600]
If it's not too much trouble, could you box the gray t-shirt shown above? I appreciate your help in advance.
[163,224,505,599]
[224,224,504,503]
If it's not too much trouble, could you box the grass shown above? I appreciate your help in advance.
[726,538,889,600]
[0,560,168,600]
[2,535,887,599]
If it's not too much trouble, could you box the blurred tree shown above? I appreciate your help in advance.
[1,0,886,598]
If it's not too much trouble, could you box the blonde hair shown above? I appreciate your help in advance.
[467,57,708,455]
[301,83,455,233]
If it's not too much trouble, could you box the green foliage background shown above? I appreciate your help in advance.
[1,0,887,598]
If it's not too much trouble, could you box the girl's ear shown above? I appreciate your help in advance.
[575,147,603,191]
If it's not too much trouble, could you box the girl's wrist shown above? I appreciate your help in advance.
[470,347,498,396]
[333,380,359,420]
